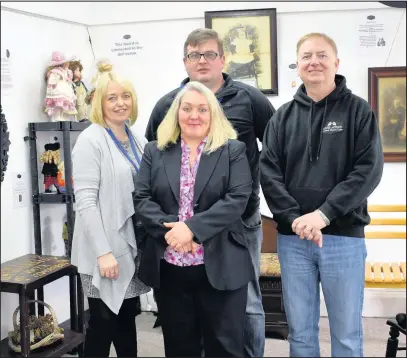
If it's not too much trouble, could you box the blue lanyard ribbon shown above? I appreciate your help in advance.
[106,125,141,172]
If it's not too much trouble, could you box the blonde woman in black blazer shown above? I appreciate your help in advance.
[134,81,255,357]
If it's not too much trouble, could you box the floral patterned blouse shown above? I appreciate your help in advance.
[163,137,207,266]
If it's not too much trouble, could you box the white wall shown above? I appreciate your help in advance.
[1,1,389,25]
[0,9,94,339]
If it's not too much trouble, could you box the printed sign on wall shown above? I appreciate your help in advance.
[110,34,144,57]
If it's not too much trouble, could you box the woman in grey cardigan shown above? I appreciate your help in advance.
[71,62,150,357]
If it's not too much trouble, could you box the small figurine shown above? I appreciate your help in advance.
[57,161,74,193]
[40,143,61,193]
[44,51,77,122]
[62,211,76,257]
[69,60,90,122]
[57,161,66,193]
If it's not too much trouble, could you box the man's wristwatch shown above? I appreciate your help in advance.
[317,209,330,226]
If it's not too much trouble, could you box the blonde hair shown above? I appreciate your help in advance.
[40,149,61,165]
[89,61,138,127]
[296,33,338,57]
[157,81,237,152]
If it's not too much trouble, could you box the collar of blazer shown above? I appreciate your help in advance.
[163,141,225,205]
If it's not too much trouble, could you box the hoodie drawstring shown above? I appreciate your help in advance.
[308,99,328,162]
[307,103,314,161]
[316,99,328,161]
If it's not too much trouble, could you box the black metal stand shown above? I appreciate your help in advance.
[385,318,407,357]
[0,121,91,357]
[25,121,90,258]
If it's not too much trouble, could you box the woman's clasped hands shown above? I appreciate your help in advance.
[163,222,200,254]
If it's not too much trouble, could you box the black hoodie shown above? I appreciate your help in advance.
[260,75,384,238]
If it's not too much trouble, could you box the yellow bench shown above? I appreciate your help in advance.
[364,205,406,289]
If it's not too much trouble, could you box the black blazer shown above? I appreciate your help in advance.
[133,139,255,291]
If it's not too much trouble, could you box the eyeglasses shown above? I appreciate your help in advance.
[186,51,219,62]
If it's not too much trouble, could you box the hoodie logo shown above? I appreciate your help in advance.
[323,121,343,134]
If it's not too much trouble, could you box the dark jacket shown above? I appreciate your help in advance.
[260,74,384,238]
[145,73,276,222]
[133,139,255,290]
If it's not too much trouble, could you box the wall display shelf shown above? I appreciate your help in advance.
[24,121,90,256]
[0,121,90,357]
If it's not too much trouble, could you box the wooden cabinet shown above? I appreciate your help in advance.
[260,215,288,339]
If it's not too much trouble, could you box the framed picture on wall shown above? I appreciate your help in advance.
[205,8,278,95]
[368,66,406,162]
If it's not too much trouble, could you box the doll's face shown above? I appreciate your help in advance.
[102,81,133,125]
[73,67,81,81]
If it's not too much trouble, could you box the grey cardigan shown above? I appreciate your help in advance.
[71,123,148,314]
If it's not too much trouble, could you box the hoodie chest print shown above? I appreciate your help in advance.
[322,121,344,134]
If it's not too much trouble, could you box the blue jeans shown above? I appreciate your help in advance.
[244,212,265,357]
[277,234,367,357]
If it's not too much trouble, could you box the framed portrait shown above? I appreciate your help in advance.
[205,8,278,95]
[368,66,406,162]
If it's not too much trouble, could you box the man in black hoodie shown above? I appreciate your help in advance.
[146,28,275,357]
[260,33,384,357]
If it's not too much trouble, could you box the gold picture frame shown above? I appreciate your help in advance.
[368,66,406,162]
[205,8,278,95]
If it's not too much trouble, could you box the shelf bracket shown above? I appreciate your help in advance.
[32,194,42,204]
[63,194,74,204]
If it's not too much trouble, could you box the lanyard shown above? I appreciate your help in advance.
[106,126,142,172]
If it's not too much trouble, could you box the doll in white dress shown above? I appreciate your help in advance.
[44,51,77,122]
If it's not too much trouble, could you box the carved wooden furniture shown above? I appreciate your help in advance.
[0,254,85,357]
[385,316,406,357]
[260,215,288,339]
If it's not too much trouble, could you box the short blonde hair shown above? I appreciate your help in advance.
[296,33,338,57]
[157,81,237,152]
[89,62,138,127]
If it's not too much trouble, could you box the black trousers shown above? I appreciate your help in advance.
[155,260,248,357]
[84,296,140,357]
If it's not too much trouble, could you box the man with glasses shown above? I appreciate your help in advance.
[145,28,275,358]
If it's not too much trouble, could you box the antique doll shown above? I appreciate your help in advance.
[44,51,77,122]
[40,142,61,193]
[69,60,90,122]
[85,88,95,105]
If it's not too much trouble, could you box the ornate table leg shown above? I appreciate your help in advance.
[385,326,400,357]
